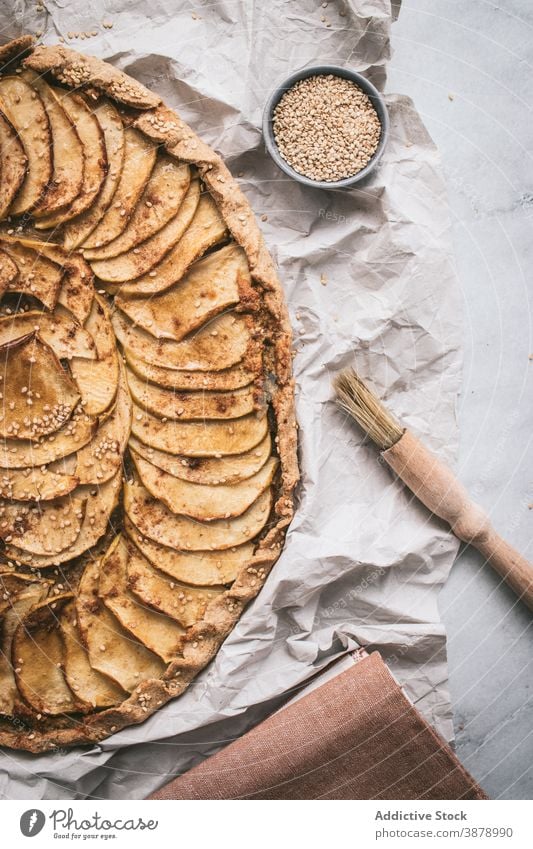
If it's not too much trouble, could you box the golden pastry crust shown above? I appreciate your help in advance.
[0,38,298,752]
[0,35,35,69]
[25,43,161,110]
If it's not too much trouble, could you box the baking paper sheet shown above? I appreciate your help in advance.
[0,0,462,799]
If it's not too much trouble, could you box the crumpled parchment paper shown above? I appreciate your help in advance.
[0,0,462,799]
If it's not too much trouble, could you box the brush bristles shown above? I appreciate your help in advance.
[334,367,404,451]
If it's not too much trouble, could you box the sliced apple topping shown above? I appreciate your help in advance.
[77,558,165,693]
[0,310,96,360]
[70,295,119,416]
[99,535,186,661]
[124,348,257,391]
[4,237,95,324]
[125,366,258,421]
[124,480,273,551]
[113,191,227,297]
[3,471,121,568]
[0,110,27,219]
[34,90,107,229]
[0,248,18,294]
[0,407,96,471]
[124,516,253,585]
[60,600,126,710]
[84,156,190,260]
[116,243,247,341]
[0,75,52,215]
[0,465,79,502]
[0,39,289,748]
[62,99,125,251]
[0,574,49,716]
[24,71,84,218]
[112,309,251,371]
[128,431,271,486]
[74,360,131,485]
[131,450,277,521]
[89,177,200,283]
[131,404,268,457]
[80,127,157,248]
[0,333,80,441]
[0,239,64,311]
[13,595,86,715]
[125,537,223,627]
[0,493,86,555]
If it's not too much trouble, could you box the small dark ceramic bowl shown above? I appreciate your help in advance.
[262,65,389,189]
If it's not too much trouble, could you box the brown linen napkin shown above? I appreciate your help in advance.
[149,651,487,800]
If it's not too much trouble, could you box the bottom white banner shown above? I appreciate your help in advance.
[1,799,531,849]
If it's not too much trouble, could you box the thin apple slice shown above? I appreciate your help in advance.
[128,431,271,486]
[0,248,17,292]
[0,333,80,441]
[0,407,96,470]
[3,471,121,568]
[0,572,48,603]
[89,178,199,283]
[24,71,84,217]
[77,558,165,692]
[124,516,252,585]
[131,450,277,521]
[0,239,64,310]
[0,309,96,360]
[84,156,190,260]
[0,465,79,501]
[13,594,87,715]
[79,127,157,249]
[125,367,257,421]
[70,295,119,416]
[0,575,49,716]
[0,494,86,555]
[34,90,107,229]
[131,404,268,457]
[125,538,223,627]
[59,599,126,709]
[99,536,186,661]
[112,309,251,371]
[116,243,246,342]
[74,360,131,485]
[63,100,125,251]
[0,110,27,219]
[0,572,49,623]
[3,236,95,324]
[113,192,227,296]
[55,252,95,324]
[0,75,52,215]
[124,348,257,391]
[124,481,273,551]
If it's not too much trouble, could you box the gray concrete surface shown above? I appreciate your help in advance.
[388,0,533,800]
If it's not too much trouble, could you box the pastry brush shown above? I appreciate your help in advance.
[334,367,533,611]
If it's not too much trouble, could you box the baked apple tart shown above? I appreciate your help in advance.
[0,35,297,751]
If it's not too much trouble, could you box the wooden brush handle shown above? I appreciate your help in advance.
[383,430,533,610]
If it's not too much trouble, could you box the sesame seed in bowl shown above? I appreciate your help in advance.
[263,66,389,189]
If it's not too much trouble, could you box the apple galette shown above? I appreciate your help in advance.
[0,35,297,752]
